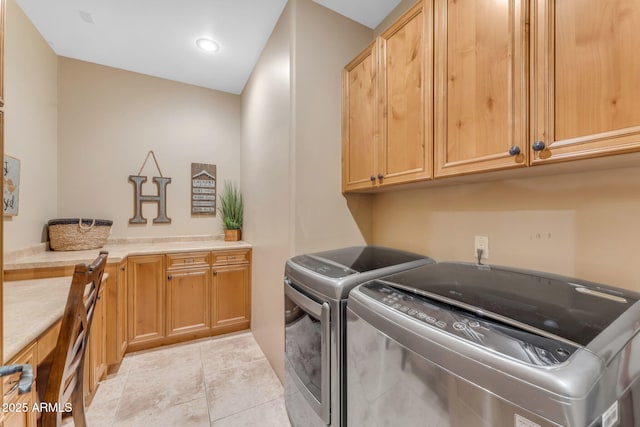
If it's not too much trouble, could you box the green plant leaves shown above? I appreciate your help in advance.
[218,181,243,230]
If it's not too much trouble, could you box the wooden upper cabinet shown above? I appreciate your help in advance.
[342,42,377,192]
[378,0,432,185]
[531,0,640,164]
[434,0,528,177]
[342,0,432,192]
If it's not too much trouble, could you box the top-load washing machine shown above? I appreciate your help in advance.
[284,246,435,427]
[346,262,640,426]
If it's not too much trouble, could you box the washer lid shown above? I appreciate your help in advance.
[381,262,640,347]
[290,246,428,278]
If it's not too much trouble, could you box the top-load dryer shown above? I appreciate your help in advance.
[284,246,434,427]
[347,262,640,426]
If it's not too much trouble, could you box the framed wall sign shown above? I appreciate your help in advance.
[3,155,20,216]
[191,163,216,216]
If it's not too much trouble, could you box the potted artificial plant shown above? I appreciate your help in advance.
[218,181,243,241]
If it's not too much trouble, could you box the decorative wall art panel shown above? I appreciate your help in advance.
[191,163,216,216]
[3,155,20,216]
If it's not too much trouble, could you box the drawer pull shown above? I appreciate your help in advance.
[0,364,34,395]
[532,140,546,151]
[4,382,19,397]
[228,256,236,260]
[184,259,195,264]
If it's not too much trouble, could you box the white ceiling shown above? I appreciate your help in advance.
[16,0,400,95]
[312,0,401,29]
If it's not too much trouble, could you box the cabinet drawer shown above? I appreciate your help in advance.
[166,252,209,269]
[4,343,37,399]
[211,249,250,266]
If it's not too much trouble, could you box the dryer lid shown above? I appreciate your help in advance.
[290,246,428,279]
[381,262,640,347]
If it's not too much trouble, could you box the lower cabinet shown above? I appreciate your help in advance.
[84,283,106,405]
[116,260,128,360]
[127,255,165,349]
[0,391,36,427]
[1,344,37,427]
[212,263,251,331]
[166,266,211,337]
[105,260,128,368]
[126,249,251,352]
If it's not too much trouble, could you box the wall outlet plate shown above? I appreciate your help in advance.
[475,235,489,259]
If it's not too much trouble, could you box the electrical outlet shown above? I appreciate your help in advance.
[475,235,489,259]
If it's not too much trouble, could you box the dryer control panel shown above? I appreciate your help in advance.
[360,281,578,366]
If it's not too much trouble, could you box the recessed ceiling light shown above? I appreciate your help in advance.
[196,38,220,53]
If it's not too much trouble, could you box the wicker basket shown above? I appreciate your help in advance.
[48,218,113,251]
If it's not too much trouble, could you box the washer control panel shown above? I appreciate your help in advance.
[290,255,356,278]
[360,281,578,366]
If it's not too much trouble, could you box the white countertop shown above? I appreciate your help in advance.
[4,239,252,270]
[3,277,71,363]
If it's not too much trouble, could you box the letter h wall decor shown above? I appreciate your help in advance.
[129,150,171,224]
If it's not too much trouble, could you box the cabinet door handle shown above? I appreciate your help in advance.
[370,175,376,182]
[4,382,19,397]
[167,275,173,280]
[120,266,126,271]
[532,141,546,151]
[377,173,384,180]
[212,271,218,276]
[508,146,521,156]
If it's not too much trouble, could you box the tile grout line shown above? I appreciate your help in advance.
[200,341,215,427]
[107,355,133,427]
[208,395,286,425]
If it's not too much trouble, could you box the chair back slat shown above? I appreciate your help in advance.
[40,251,108,427]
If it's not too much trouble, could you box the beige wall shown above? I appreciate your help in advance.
[3,0,58,252]
[57,58,241,239]
[292,0,373,254]
[375,0,417,35]
[372,165,640,292]
[241,0,373,380]
[241,3,293,381]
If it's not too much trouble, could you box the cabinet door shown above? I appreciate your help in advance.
[127,255,165,347]
[2,345,36,427]
[93,285,107,383]
[116,260,128,359]
[1,392,35,427]
[531,0,640,164]
[342,42,377,192]
[85,284,106,405]
[434,0,528,177]
[166,267,211,337]
[378,1,432,185]
[211,264,250,331]
[104,264,118,366]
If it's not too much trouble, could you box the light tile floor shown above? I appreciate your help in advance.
[67,332,291,427]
